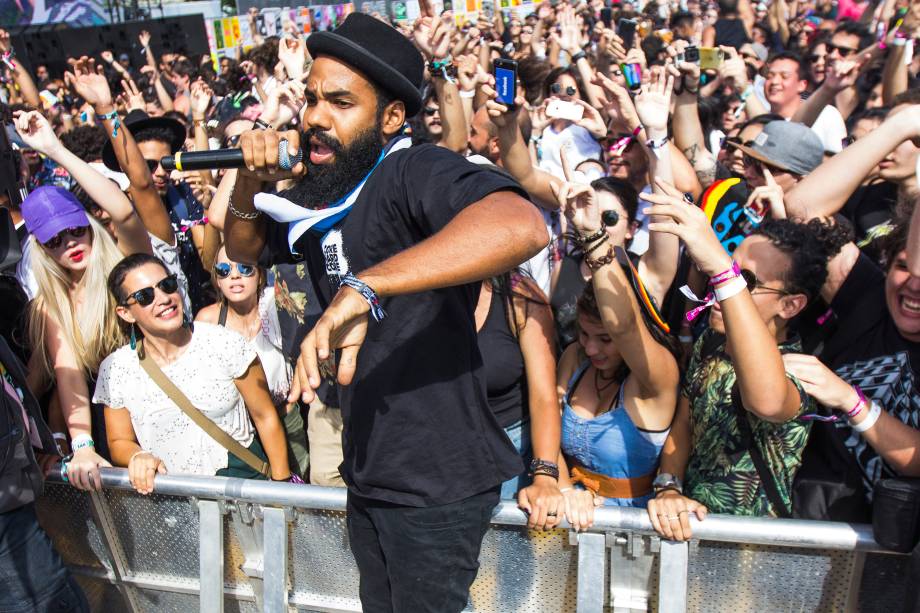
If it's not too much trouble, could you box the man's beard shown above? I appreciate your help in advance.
[281,123,384,208]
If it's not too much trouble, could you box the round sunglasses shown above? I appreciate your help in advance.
[214,262,256,279]
[42,226,88,249]
[120,274,180,307]
[550,83,577,96]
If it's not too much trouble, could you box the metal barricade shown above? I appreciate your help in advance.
[34,468,909,612]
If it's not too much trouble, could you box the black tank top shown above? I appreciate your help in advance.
[714,18,751,49]
[550,251,588,351]
[477,286,528,428]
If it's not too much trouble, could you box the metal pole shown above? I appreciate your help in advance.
[576,532,606,613]
[657,541,689,613]
[262,507,289,613]
[198,500,224,613]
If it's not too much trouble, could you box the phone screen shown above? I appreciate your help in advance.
[495,65,516,106]
[618,18,637,49]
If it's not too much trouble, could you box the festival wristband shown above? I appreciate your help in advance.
[458,89,476,98]
[340,272,387,323]
[846,386,868,419]
[709,261,742,286]
[850,401,882,433]
[71,434,94,451]
[96,109,120,138]
[713,276,747,302]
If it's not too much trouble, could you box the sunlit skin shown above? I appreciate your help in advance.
[886,251,920,342]
[423,100,442,139]
[214,247,261,307]
[42,226,93,279]
[303,56,405,165]
[721,122,766,176]
[577,312,621,376]
[605,141,648,187]
[878,105,920,183]
[114,262,185,337]
[468,106,496,161]
[765,58,807,116]
[708,235,802,338]
[137,140,172,196]
[743,156,799,191]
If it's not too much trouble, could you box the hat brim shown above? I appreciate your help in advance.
[307,32,422,116]
[102,116,186,172]
[31,209,90,244]
[730,142,796,175]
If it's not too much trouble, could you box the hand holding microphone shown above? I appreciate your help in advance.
[161,129,306,180]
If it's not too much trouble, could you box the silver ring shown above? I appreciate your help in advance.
[546,511,558,517]
[667,515,680,521]
[278,139,303,170]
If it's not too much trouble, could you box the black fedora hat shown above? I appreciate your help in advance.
[102,110,186,172]
[307,13,424,116]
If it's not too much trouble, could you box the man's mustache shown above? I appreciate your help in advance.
[303,128,344,156]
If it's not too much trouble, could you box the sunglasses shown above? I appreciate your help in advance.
[722,136,755,149]
[423,107,439,116]
[223,134,242,148]
[214,262,256,278]
[120,274,180,307]
[742,152,790,175]
[550,83,577,96]
[43,226,88,249]
[825,42,859,57]
[601,210,620,227]
[740,268,790,296]
[144,159,161,173]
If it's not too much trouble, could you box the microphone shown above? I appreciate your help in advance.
[160,140,303,172]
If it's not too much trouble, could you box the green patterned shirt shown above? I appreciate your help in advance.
[682,329,813,517]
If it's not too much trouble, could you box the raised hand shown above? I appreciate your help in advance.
[260,76,307,127]
[745,167,787,220]
[558,5,581,55]
[592,71,640,127]
[634,69,674,134]
[0,29,10,53]
[718,46,748,90]
[641,178,733,277]
[573,98,607,138]
[121,78,145,112]
[13,110,62,156]
[139,30,152,48]
[189,79,213,118]
[100,50,115,64]
[481,75,524,129]
[64,56,113,110]
[824,56,865,92]
[278,36,307,80]
[551,147,601,235]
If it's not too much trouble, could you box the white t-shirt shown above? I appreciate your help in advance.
[93,323,257,476]
[149,233,193,318]
[538,123,602,179]
[811,105,847,154]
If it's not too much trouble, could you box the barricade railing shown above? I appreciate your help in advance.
[35,467,908,612]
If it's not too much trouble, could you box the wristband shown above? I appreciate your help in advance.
[253,117,272,130]
[458,89,476,98]
[709,261,742,286]
[340,272,387,323]
[52,432,68,442]
[645,135,668,150]
[713,276,747,302]
[529,458,560,480]
[846,385,868,419]
[850,401,881,433]
[570,50,587,62]
[72,433,93,448]
[427,55,457,84]
[129,450,152,464]
[96,109,120,138]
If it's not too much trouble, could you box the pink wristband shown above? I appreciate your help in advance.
[846,386,868,419]
[709,261,741,286]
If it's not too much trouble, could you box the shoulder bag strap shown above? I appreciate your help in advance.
[136,341,270,478]
[731,384,792,518]
[218,302,228,327]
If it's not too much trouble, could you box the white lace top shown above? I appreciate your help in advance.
[93,323,257,475]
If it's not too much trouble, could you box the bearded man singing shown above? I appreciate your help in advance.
[224,13,549,613]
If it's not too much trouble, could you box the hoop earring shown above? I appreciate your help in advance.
[130,324,137,351]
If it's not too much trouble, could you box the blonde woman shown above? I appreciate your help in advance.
[15,110,152,491]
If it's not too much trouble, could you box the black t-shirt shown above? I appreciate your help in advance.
[264,143,526,506]
[840,181,898,262]
[818,253,920,493]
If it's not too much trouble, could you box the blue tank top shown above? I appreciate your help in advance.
[561,361,669,507]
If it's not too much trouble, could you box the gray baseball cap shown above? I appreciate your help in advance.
[733,120,824,176]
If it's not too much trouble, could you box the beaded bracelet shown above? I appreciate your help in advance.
[585,244,615,271]
[428,56,457,84]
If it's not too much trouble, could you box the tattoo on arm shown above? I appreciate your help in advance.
[683,143,717,187]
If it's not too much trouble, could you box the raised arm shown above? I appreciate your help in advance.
[792,58,862,127]
[65,57,175,244]
[642,189,802,422]
[672,64,718,188]
[882,38,910,105]
[14,110,151,256]
[189,80,216,187]
[0,29,39,107]
[415,17,469,153]
[785,104,920,220]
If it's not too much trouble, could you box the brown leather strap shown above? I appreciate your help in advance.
[570,464,655,500]
[137,340,270,478]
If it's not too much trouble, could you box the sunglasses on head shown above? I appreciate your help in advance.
[43,226,88,249]
[120,274,179,307]
[214,262,256,279]
[740,268,790,296]
[550,83,577,96]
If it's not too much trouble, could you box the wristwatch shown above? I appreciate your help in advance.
[653,473,683,495]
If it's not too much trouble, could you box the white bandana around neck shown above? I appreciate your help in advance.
[253,136,413,253]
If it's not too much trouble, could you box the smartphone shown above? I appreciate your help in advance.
[546,99,584,122]
[600,7,613,28]
[493,58,518,107]
[617,18,638,50]
[39,90,59,110]
[685,46,700,63]
[699,47,724,71]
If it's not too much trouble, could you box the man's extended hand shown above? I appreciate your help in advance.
[295,285,370,403]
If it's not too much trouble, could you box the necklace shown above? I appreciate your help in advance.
[594,368,618,394]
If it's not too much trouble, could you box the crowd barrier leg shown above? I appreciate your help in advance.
[197,499,225,613]
[229,501,266,610]
[575,532,607,613]
[609,533,657,612]
[657,540,689,613]
[262,507,291,613]
[87,490,142,612]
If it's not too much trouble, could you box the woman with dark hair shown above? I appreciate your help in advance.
[475,270,564,528]
[535,66,604,178]
[94,253,296,494]
[552,177,680,529]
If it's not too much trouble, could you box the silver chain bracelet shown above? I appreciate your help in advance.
[227,183,262,220]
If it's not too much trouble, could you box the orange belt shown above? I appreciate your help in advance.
[570,464,655,500]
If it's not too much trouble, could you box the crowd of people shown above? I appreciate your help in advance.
[2,0,920,610]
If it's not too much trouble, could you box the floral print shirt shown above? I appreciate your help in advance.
[682,329,813,517]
